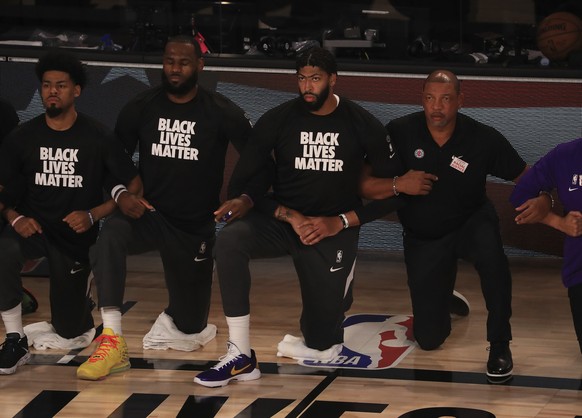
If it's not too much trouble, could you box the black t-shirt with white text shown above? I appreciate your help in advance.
[0,113,138,260]
[230,96,400,217]
[115,86,256,234]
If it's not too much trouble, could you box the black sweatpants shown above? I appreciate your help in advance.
[403,201,512,350]
[0,227,94,339]
[90,210,214,334]
[215,210,359,351]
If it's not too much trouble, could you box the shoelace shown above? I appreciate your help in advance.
[88,335,121,363]
[0,339,26,361]
[0,338,21,350]
[213,345,242,370]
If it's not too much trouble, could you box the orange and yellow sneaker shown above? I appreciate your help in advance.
[77,328,130,380]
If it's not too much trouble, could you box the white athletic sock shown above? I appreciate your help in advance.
[1,303,24,337]
[226,315,251,357]
[100,307,122,335]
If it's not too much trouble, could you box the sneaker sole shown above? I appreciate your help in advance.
[0,352,31,375]
[77,361,131,381]
[486,373,513,384]
[194,368,261,388]
[450,290,471,317]
[486,367,513,379]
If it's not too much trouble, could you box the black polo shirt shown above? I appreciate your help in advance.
[387,111,526,239]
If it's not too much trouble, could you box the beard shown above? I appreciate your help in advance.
[300,85,330,112]
[161,71,198,96]
[45,104,63,118]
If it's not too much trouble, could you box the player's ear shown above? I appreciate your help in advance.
[329,73,337,87]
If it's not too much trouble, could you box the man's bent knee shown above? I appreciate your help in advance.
[215,221,253,259]
[414,328,449,350]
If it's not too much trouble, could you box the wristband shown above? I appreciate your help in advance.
[339,213,349,229]
[111,184,128,203]
[114,189,127,203]
[11,215,24,228]
[539,190,555,208]
[87,211,94,226]
[392,176,400,196]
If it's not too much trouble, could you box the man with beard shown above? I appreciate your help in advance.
[194,47,435,387]
[77,35,268,380]
[0,51,139,375]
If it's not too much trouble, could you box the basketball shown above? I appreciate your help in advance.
[536,12,582,61]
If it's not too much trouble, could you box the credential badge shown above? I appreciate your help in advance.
[450,155,469,173]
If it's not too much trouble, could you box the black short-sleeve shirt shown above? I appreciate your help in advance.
[387,111,526,239]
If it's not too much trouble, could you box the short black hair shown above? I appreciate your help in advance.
[35,50,87,90]
[166,35,203,59]
[296,47,337,75]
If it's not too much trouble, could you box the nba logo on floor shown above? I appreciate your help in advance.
[301,313,416,369]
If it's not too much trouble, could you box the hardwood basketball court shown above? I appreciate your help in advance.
[1,250,581,418]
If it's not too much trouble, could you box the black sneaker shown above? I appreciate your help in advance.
[450,290,470,317]
[486,341,513,380]
[0,333,31,375]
